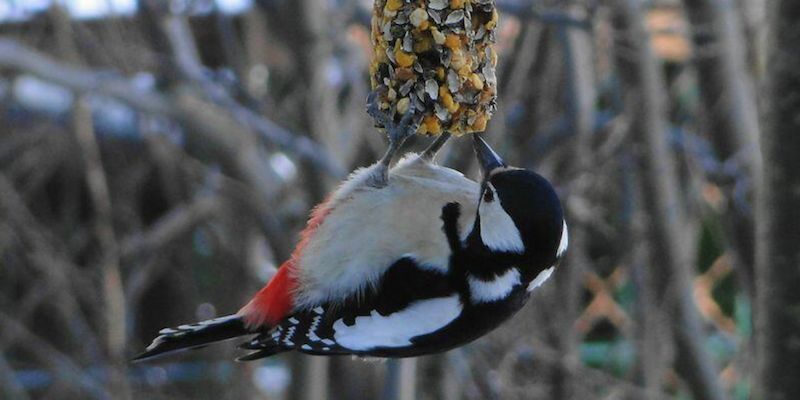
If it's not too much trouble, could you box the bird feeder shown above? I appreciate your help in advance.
[370,0,499,136]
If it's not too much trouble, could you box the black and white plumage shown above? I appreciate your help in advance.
[135,136,567,361]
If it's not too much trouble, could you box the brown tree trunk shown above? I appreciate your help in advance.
[754,1,800,399]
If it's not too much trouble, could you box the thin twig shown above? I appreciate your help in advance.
[72,97,131,398]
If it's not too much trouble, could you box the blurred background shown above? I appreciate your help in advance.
[1,0,797,399]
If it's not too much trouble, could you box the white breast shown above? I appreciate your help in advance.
[293,155,479,308]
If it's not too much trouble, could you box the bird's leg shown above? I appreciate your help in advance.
[420,132,451,162]
[367,89,423,187]
[441,202,464,252]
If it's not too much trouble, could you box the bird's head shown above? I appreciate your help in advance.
[468,136,567,271]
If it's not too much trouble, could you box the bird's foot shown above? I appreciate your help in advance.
[367,89,423,187]
[420,132,451,162]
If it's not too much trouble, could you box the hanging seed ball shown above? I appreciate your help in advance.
[370,0,499,136]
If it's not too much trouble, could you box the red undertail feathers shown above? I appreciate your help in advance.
[238,200,333,328]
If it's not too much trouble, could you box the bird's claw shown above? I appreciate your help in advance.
[366,89,425,188]
[388,105,423,146]
[366,88,392,129]
[367,88,422,148]
[421,132,451,162]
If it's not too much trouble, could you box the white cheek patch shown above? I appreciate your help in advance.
[468,268,521,303]
[527,266,555,292]
[331,295,462,351]
[479,197,525,253]
[556,220,569,258]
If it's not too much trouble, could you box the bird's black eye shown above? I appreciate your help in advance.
[483,188,494,203]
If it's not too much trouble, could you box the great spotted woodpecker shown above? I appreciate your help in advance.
[135,135,567,361]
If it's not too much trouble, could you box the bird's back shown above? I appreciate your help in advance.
[293,155,479,309]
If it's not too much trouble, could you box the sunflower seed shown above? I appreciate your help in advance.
[443,52,454,68]
[447,69,460,92]
[425,79,439,100]
[386,47,396,64]
[399,79,415,96]
[475,25,486,40]
[445,10,464,25]
[383,22,393,41]
[412,94,425,112]
[403,31,413,52]
[428,9,442,24]
[434,103,450,121]
[415,82,426,101]
[429,0,448,11]
[482,63,496,86]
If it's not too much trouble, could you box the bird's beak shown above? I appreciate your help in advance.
[472,135,506,179]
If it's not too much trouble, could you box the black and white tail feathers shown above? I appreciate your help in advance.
[133,315,250,361]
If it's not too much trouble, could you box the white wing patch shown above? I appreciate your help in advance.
[478,189,525,253]
[468,268,521,303]
[556,220,569,258]
[527,266,554,292]
[331,295,462,351]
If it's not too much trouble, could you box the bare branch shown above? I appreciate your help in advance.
[0,39,172,115]
[71,97,130,399]
[0,38,342,177]
[609,1,726,399]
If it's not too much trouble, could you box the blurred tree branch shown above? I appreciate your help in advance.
[0,38,342,177]
[0,310,111,399]
[610,1,726,399]
[0,355,30,400]
[73,96,131,399]
[682,0,762,297]
[551,5,596,399]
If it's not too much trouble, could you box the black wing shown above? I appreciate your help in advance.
[237,256,460,360]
